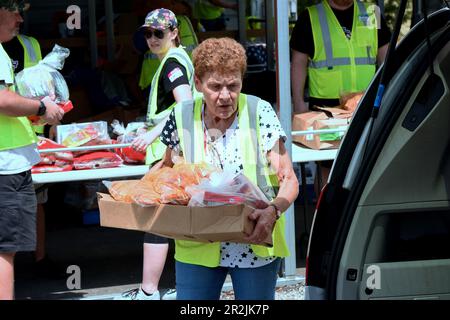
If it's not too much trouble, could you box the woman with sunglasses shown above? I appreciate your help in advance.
[120,8,195,301]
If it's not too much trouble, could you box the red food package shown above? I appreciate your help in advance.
[119,146,146,164]
[73,138,114,157]
[39,155,57,165]
[32,164,73,174]
[55,159,73,167]
[73,151,123,170]
[37,137,73,161]
[203,192,246,205]
[29,100,74,126]
[37,156,72,168]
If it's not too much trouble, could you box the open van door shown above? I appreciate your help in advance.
[411,0,445,26]
[336,4,450,299]
[305,2,450,300]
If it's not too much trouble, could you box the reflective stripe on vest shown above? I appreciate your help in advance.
[17,35,44,134]
[307,0,378,99]
[17,34,42,68]
[139,15,198,90]
[146,47,194,126]
[174,94,289,267]
[178,15,198,54]
[0,43,37,151]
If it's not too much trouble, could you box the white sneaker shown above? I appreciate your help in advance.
[117,286,160,300]
[161,288,177,300]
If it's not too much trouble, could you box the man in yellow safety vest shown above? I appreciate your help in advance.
[290,0,391,193]
[0,0,65,300]
[4,33,43,133]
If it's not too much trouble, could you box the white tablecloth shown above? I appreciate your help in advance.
[291,143,337,163]
[32,145,337,184]
[32,165,149,184]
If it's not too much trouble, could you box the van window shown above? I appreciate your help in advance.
[369,210,450,263]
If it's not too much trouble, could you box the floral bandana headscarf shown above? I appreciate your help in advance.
[140,8,178,30]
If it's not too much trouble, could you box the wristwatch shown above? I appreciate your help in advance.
[269,203,282,220]
[36,100,46,116]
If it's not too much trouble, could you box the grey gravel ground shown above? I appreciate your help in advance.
[220,281,305,300]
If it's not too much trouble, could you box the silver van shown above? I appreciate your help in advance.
[305,5,450,300]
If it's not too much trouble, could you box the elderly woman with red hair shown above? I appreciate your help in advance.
[152,37,299,300]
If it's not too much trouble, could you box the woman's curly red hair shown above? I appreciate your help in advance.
[192,37,247,80]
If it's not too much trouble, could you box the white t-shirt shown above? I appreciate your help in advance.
[0,43,40,174]
[0,43,14,85]
[162,98,287,268]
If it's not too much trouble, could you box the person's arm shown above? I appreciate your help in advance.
[267,140,300,211]
[245,139,299,244]
[0,88,41,116]
[147,147,175,173]
[132,64,193,152]
[173,84,193,102]
[291,50,309,114]
[0,89,64,124]
[377,43,389,67]
[132,117,167,152]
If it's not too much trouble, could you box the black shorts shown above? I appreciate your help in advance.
[144,233,169,244]
[0,171,37,253]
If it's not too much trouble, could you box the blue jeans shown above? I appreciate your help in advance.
[176,258,281,300]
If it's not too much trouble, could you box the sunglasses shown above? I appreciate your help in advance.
[143,29,166,40]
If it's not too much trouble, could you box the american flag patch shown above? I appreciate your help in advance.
[168,67,183,82]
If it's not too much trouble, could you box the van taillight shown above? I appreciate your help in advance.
[305,183,328,286]
[315,183,328,211]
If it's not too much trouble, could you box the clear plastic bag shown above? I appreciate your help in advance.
[56,121,111,148]
[104,177,161,206]
[16,45,73,126]
[73,151,123,170]
[16,44,70,103]
[104,162,218,207]
[111,120,147,143]
[139,163,217,205]
[186,171,270,208]
[111,120,147,163]
[104,180,143,203]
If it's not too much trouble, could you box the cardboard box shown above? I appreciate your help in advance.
[310,117,351,150]
[292,108,353,150]
[97,193,273,247]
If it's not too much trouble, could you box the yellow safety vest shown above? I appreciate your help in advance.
[139,15,198,90]
[173,94,289,268]
[246,15,263,42]
[307,0,378,99]
[17,34,44,134]
[17,35,42,69]
[194,0,224,20]
[0,43,37,152]
[144,46,194,165]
